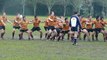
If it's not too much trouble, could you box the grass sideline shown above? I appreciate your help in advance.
[0,16,107,60]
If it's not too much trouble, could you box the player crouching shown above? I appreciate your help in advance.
[12,14,21,39]
[61,18,70,40]
[30,16,43,40]
[19,16,31,40]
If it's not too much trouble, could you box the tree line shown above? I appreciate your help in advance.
[0,0,107,17]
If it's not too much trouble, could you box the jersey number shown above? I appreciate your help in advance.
[71,17,77,27]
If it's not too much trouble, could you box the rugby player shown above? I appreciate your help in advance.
[30,16,43,39]
[19,16,31,40]
[69,12,82,45]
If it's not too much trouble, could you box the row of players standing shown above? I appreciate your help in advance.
[0,12,107,45]
[0,12,69,40]
[0,12,43,40]
[45,11,107,45]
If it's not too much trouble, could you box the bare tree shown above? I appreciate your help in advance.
[26,0,38,15]
[94,0,107,17]
[22,0,26,15]
[80,0,94,16]
[69,0,83,14]
[40,0,58,14]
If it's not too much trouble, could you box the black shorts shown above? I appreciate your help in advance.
[31,27,41,32]
[44,26,48,31]
[82,28,86,30]
[13,26,20,29]
[102,28,105,30]
[62,30,69,34]
[48,26,55,30]
[20,29,28,32]
[55,28,62,34]
[94,28,102,33]
[0,26,5,30]
[71,27,78,31]
[87,29,93,32]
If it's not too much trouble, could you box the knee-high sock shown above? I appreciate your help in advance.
[40,32,42,38]
[1,32,5,39]
[73,38,77,45]
[30,33,33,39]
[12,31,15,38]
[83,34,86,40]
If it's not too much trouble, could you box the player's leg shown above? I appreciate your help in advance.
[78,32,82,40]
[1,29,5,39]
[12,26,20,39]
[67,31,70,40]
[57,32,63,41]
[46,27,52,39]
[89,29,94,41]
[83,34,86,41]
[37,27,43,39]
[12,28,16,39]
[84,29,91,41]
[47,30,52,39]
[47,26,54,39]
[101,29,105,41]
[56,29,62,41]
[59,32,64,40]
[63,30,70,40]
[73,31,78,45]
[82,29,90,41]
[26,30,31,40]
[50,29,57,40]
[61,31,65,40]
[30,27,35,39]
[30,31,34,40]
[19,30,24,40]
[95,29,99,41]
[1,26,5,39]
[104,31,107,42]
[92,30,95,41]
[19,32,23,40]
[69,31,74,42]
[44,27,48,38]
[40,31,43,39]
[38,30,43,39]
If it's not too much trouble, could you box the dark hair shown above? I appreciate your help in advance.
[88,15,91,18]
[78,14,81,16]
[65,17,68,20]
[100,16,104,20]
[23,16,25,19]
[34,15,37,18]
[96,16,100,20]
[74,11,78,15]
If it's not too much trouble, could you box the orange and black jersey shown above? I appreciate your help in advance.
[47,16,57,26]
[13,17,21,27]
[93,20,103,28]
[19,20,29,30]
[80,18,86,29]
[33,18,41,27]
[1,16,7,22]
[0,20,4,26]
[62,23,69,31]
[54,20,63,28]
[86,20,93,29]
[0,16,7,26]
[100,20,107,28]
[47,19,55,26]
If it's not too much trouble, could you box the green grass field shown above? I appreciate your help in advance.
[0,16,107,60]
